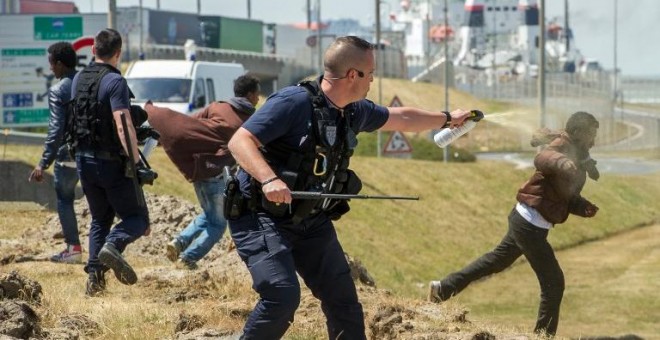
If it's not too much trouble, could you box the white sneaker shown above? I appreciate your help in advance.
[50,244,82,264]
[428,280,443,303]
[166,239,183,262]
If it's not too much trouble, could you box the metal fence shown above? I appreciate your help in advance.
[452,68,642,149]
[621,76,660,104]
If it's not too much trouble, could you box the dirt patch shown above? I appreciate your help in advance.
[0,192,535,339]
[0,299,41,338]
[0,271,42,304]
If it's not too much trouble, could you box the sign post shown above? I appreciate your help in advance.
[382,96,413,159]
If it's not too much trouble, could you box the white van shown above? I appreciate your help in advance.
[125,60,245,114]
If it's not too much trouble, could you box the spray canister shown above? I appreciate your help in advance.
[433,110,484,148]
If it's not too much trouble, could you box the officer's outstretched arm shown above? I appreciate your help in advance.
[228,127,292,204]
[113,108,140,163]
[381,107,471,132]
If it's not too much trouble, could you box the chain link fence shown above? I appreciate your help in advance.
[453,68,659,152]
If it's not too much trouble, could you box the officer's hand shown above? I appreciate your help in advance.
[585,204,599,217]
[262,178,292,204]
[448,109,471,127]
[144,227,151,236]
[29,167,44,183]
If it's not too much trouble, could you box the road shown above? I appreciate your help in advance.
[477,152,660,175]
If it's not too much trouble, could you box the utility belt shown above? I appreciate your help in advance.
[76,149,123,162]
[223,167,362,223]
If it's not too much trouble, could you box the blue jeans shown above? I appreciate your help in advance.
[230,212,365,340]
[53,162,80,246]
[176,176,227,262]
[76,155,149,274]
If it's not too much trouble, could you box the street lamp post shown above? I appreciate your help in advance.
[376,0,382,157]
[317,0,322,74]
[538,0,546,129]
[443,0,450,163]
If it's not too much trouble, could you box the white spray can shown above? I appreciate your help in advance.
[433,110,484,148]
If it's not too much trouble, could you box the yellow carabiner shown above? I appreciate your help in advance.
[313,152,327,176]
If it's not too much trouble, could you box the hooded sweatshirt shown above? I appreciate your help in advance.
[516,131,596,224]
[145,97,254,182]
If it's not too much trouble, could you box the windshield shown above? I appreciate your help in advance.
[127,78,192,103]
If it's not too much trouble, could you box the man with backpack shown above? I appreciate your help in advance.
[68,29,151,296]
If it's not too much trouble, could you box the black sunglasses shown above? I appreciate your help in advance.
[326,68,365,80]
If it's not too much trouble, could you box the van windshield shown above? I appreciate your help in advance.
[127,78,192,103]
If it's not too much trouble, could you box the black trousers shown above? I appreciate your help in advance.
[440,208,565,336]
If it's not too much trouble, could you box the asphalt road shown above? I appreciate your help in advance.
[476,152,660,175]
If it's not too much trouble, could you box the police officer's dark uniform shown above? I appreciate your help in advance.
[227,76,389,339]
[70,55,149,295]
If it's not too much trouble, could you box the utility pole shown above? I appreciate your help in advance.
[108,0,117,29]
[316,0,322,74]
[376,0,382,158]
[156,0,160,10]
[613,0,618,101]
[247,0,252,19]
[564,0,570,52]
[197,0,201,15]
[426,0,431,68]
[612,0,618,145]
[443,0,449,163]
[139,0,143,58]
[538,0,546,128]
[307,0,313,68]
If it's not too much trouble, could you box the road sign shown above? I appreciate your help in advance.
[383,131,413,156]
[389,95,403,107]
[382,95,412,158]
[34,17,83,41]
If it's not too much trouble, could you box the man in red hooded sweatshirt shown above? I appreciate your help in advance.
[144,74,260,269]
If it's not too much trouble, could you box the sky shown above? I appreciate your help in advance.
[70,0,659,77]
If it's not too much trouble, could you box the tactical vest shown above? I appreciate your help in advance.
[257,79,361,222]
[66,63,122,153]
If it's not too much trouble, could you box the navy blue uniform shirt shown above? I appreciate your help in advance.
[71,63,130,112]
[238,82,389,193]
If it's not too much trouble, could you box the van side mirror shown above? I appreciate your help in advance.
[194,95,206,108]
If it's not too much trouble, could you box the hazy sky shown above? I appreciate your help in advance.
[72,0,659,76]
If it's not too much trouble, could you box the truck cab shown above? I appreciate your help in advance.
[125,60,245,114]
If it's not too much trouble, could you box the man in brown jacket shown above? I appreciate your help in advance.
[144,74,260,269]
[428,111,600,337]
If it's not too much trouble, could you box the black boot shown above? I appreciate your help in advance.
[86,271,106,297]
[98,243,137,285]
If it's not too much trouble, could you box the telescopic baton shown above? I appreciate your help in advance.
[120,112,146,208]
[290,191,419,201]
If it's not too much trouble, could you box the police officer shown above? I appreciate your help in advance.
[227,35,474,339]
[70,28,149,296]
[29,42,82,264]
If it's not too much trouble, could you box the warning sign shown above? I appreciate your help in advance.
[383,131,413,157]
[389,95,403,107]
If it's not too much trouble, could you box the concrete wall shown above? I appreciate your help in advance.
[0,160,82,209]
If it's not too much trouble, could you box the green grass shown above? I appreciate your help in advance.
[3,77,659,338]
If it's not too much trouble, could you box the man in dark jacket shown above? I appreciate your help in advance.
[428,111,600,337]
[29,42,82,263]
[144,75,260,269]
